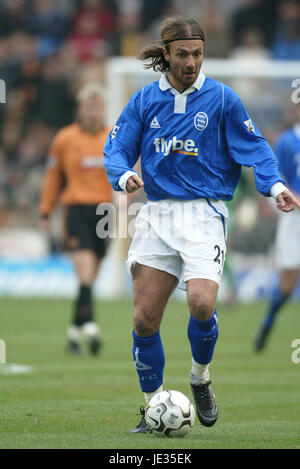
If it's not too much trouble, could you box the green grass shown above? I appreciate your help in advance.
[1,297,300,449]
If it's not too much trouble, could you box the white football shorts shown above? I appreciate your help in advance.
[275,209,300,269]
[126,198,228,288]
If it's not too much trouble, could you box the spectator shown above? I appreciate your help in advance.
[0,0,29,37]
[68,0,116,61]
[0,37,19,93]
[28,54,75,129]
[230,27,269,60]
[139,0,174,32]
[111,0,142,56]
[196,0,230,58]
[1,119,23,164]
[271,0,300,60]
[231,0,280,49]
[25,0,74,58]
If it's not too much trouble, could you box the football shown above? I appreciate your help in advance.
[145,390,195,437]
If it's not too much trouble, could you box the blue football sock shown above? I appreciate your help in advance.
[187,310,219,365]
[262,287,289,331]
[132,330,165,393]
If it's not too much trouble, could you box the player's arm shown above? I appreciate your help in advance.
[39,134,64,225]
[103,92,144,193]
[271,135,300,212]
[224,93,300,212]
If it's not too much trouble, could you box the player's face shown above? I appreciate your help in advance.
[77,97,105,134]
[163,40,204,93]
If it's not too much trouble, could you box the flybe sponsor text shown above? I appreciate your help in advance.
[153,137,198,156]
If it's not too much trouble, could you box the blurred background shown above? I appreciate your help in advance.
[0,0,300,301]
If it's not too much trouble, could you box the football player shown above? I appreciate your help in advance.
[40,83,112,355]
[104,16,300,431]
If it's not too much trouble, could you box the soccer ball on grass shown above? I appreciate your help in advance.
[145,390,195,437]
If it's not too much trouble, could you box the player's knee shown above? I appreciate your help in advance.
[133,307,158,336]
[188,292,215,320]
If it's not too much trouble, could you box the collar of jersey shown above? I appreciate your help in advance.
[159,71,206,95]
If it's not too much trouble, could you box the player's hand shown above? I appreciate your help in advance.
[277,190,300,212]
[126,174,144,193]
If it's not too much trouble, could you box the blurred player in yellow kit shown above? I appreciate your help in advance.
[39,84,112,355]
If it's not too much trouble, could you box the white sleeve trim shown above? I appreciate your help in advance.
[270,182,287,200]
[118,170,138,192]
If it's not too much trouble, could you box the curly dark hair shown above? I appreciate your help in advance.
[138,16,206,73]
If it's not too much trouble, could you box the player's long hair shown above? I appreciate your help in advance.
[138,16,206,73]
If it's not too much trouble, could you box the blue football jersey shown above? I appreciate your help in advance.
[274,124,300,196]
[104,72,282,201]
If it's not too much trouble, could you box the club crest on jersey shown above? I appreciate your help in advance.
[244,119,255,133]
[194,112,208,131]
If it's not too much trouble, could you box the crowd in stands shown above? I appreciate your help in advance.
[0,0,299,228]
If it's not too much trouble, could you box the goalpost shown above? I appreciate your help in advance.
[106,57,300,126]
[104,57,300,300]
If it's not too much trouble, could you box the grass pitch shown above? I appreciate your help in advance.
[1,297,300,449]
